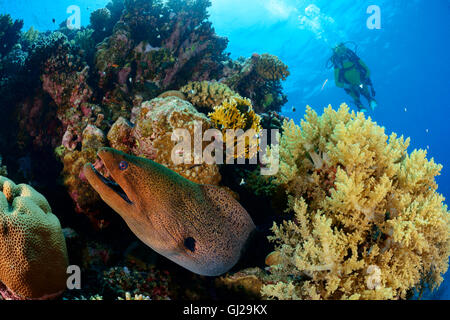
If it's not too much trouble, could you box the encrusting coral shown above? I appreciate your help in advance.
[209,96,262,161]
[261,104,450,300]
[0,176,68,300]
[180,80,241,109]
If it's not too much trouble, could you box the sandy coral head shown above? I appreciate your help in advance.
[0,177,69,300]
[262,103,450,300]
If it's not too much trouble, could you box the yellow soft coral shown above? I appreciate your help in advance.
[180,81,240,109]
[0,177,68,300]
[209,96,262,161]
[262,104,450,300]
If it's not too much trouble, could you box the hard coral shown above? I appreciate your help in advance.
[262,104,450,300]
[0,177,68,300]
[180,80,240,110]
[108,96,221,185]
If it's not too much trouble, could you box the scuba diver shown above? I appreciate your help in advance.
[328,43,377,111]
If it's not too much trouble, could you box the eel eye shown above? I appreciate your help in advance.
[119,161,128,171]
[184,237,196,252]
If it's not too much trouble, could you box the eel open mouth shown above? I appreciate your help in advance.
[90,158,133,205]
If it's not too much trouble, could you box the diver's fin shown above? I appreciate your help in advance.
[370,100,378,111]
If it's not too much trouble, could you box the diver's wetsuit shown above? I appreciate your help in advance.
[333,48,377,111]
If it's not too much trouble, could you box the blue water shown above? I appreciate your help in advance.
[1,0,449,299]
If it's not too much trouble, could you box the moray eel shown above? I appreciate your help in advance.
[83,148,256,276]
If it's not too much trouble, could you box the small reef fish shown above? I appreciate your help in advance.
[292,106,296,112]
[84,148,256,276]
[111,64,120,68]
[321,78,328,91]
[240,179,246,186]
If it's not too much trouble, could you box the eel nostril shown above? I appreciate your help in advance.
[184,237,196,252]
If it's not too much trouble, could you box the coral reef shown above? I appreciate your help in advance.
[95,0,228,103]
[209,96,262,161]
[3,0,290,226]
[180,80,240,109]
[0,176,68,300]
[261,104,450,300]
[108,96,222,185]
[0,0,296,301]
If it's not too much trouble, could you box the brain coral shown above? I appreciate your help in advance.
[0,177,68,300]
[180,81,241,110]
[261,104,450,300]
[108,96,221,185]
